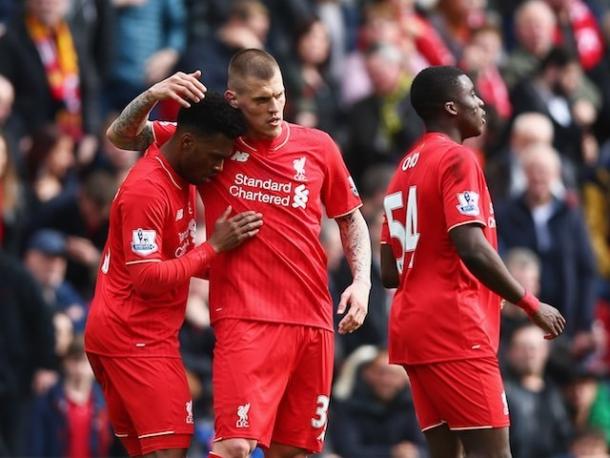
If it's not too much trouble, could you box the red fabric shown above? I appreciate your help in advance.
[212,320,333,452]
[126,243,215,294]
[381,132,501,365]
[153,121,362,330]
[554,0,605,70]
[87,353,193,456]
[476,67,512,119]
[410,15,456,66]
[67,397,93,458]
[405,356,509,431]
[85,144,200,357]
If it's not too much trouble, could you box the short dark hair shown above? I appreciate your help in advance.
[177,91,246,139]
[228,49,279,91]
[410,66,467,123]
[539,46,576,73]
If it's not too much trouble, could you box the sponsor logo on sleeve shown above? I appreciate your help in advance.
[456,191,480,216]
[131,229,158,256]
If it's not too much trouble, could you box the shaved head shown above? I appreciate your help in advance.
[228,48,280,92]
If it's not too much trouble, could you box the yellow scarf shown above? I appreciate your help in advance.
[26,14,82,139]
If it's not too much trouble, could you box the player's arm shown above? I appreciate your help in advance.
[106,70,206,151]
[128,208,262,294]
[335,209,372,334]
[380,244,399,288]
[450,224,566,339]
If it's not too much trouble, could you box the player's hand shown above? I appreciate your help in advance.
[528,302,566,340]
[208,206,263,252]
[146,70,207,108]
[337,280,370,335]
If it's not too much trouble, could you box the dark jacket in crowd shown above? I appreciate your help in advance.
[0,15,101,139]
[329,379,426,458]
[497,195,597,334]
[25,382,111,457]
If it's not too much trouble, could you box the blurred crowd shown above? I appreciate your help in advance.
[0,0,610,457]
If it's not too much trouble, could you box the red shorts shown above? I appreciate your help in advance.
[212,319,334,453]
[404,356,510,432]
[86,353,194,456]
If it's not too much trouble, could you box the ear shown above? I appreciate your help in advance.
[225,90,239,109]
[180,132,195,151]
[444,101,458,116]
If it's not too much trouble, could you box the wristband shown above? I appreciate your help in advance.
[516,291,540,316]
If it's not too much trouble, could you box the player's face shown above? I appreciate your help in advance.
[181,133,234,185]
[453,74,486,139]
[228,70,286,140]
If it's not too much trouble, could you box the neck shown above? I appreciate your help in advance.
[65,377,93,404]
[160,141,183,180]
[245,126,281,142]
[521,374,545,392]
[527,194,552,208]
[425,121,463,143]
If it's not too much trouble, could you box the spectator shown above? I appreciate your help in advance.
[106,0,186,112]
[25,336,113,457]
[27,170,118,298]
[24,124,77,208]
[568,428,609,457]
[23,229,87,331]
[329,346,426,458]
[500,248,542,356]
[563,366,610,447]
[0,0,101,143]
[486,112,556,203]
[504,323,573,458]
[177,0,269,94]
[0,131,25,255]
[283,18,339,133]
[0,248,57,456]
[497,142,597,338]
[345,43,423,185]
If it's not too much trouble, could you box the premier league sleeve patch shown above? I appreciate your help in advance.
[456,191,480,216]
[131,229,158,256]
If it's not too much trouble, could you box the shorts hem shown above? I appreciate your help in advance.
[421,421,446,432]
[269,436,322,454]
[450,423,510,431]
[139,432,192,455]
[213,434,266,448]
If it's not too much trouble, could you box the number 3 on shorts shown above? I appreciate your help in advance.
[383,186,420,270]
[311,395,329,428]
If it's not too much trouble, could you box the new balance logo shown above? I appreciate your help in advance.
[231,151,250,162]
[292,184,309,209]
[236,403,250,428]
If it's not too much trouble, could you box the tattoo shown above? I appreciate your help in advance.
[336,210,372,285]
[108,91,157,151]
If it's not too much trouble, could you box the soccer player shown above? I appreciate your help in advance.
[380,66,566,458]
[84,91,263,458]
[106,52,372,458]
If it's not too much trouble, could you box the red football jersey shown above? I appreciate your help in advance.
[85,144,197,357]
[381,132,501,365]
[154,121,361,330]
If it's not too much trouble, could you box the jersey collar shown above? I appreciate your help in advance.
[154,149,188,190]
[237,122,291,152]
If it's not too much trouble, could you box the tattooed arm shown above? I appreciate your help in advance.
[107,70,207,151]
[335,209,372,334]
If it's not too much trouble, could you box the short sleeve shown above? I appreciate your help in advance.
[440,146,488,232]
[152,121,177,146]
[119,187,168,265]
[321,134,362,218]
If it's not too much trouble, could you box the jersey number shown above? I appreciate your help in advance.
[384,186,420,271]
[311,395,329,429]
